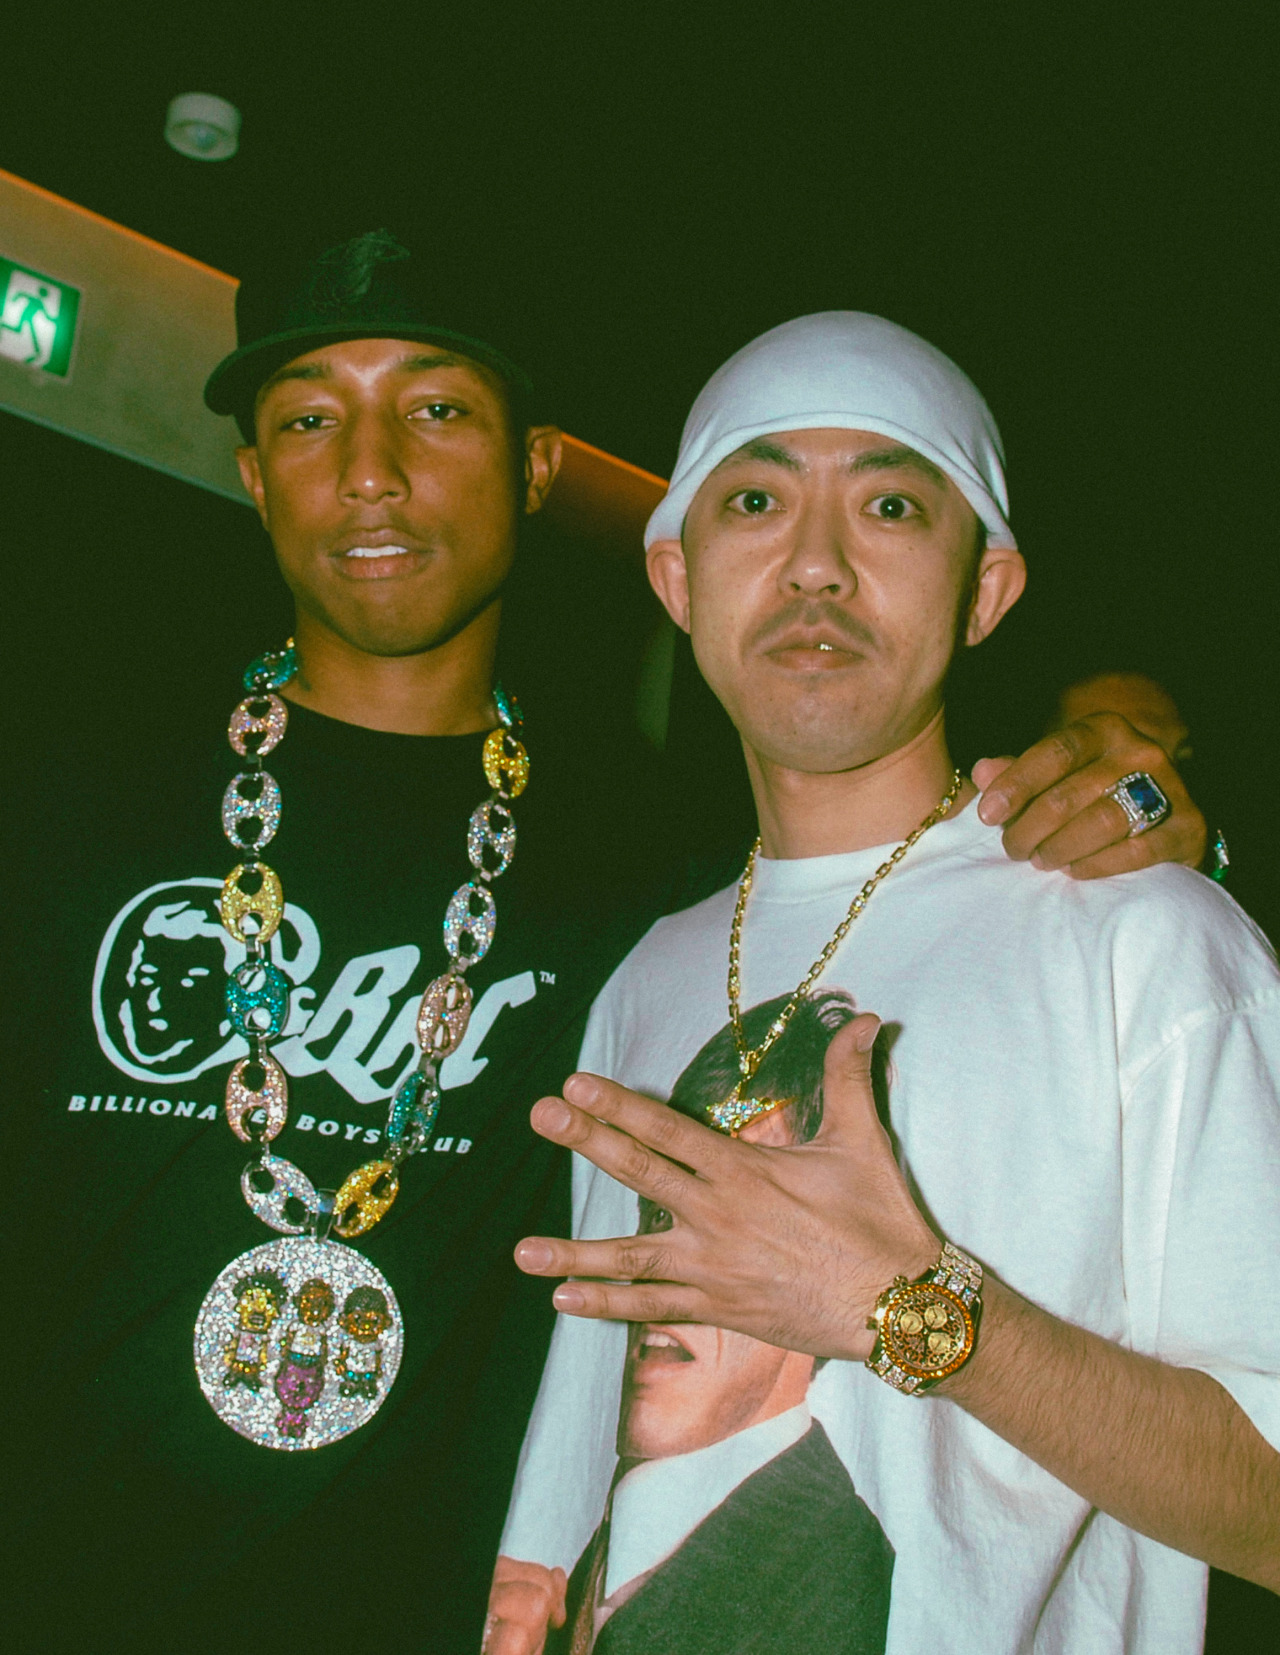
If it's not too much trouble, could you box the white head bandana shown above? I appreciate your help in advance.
[644,311,1015,550]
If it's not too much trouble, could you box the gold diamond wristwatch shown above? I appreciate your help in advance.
[865,1242,984,1397]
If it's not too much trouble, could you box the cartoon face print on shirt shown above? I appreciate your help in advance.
[93,878,321,1084]
[90,876,539,1107]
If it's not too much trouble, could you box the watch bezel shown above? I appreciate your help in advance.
[875,1280,976,1386]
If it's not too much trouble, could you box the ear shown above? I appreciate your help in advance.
[964,544,1026,647]
[236,445,271,531]
[645,536,692,633]
[522,426,563,515]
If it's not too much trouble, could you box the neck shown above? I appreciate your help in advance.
[745,707,974,859]
[282,605,502,735]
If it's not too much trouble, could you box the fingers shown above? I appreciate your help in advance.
[481,1614,540,1655]
[528,1088,701,1208]
[515,1233,678,1283]
[972,755,1015,793]
[563,1072,732,1175]
[549,1276,708,1323]
[977,724,1104,828]
[1018,778,1143,869]
[1057,817,1204,880]
[482,1562,567,1654]
[813,1014,884,1147]
[981,712,1207,873]
[1008,754,1204,874]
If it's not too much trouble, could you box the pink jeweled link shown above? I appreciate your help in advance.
[228,693,289,758]
[225,1052,288,1143]
[416,972,473,1060]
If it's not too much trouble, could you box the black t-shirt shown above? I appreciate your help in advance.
[4,694,691,1653]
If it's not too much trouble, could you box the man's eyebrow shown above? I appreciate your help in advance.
[396,350,469,372]
[717,438,803,472]
[847,445,948,487]
[255,349,471,401]
[256,361,331,399]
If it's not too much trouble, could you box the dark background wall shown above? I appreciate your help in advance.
[2,4,1274,933]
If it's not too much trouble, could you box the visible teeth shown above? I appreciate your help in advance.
[346,545,409,558]
[642,1331,681,1348]
[817,643,834,652]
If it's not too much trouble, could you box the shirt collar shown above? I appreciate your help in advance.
[605,1403,811,1600]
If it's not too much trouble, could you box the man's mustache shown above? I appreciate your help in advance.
[749,600,879,654]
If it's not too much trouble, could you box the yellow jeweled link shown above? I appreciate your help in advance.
[333,1160,400,1238]
[221,863,284,944]
[482,727,530,798]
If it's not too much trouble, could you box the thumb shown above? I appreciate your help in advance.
[972,755,1015,793]
[814,1014,882,1146]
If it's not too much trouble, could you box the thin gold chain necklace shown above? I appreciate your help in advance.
[710,769,963,1136]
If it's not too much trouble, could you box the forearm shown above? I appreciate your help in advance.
[941,1276,1280,1591]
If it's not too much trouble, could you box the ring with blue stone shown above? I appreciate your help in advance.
[1105,770,1171,836]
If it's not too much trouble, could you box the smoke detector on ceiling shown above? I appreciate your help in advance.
[165,94,241,162]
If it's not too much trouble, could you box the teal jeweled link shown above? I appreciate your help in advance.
[386,1071,441,1148]
[226,959,291,1041]
[493,682,521,730]
[242,640,298,693]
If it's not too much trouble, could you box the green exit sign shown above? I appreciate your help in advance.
[0,256,80,377]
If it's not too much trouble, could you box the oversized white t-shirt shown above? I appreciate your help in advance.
[501,802,1280,1654]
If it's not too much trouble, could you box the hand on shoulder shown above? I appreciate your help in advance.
[974,711,1207,880]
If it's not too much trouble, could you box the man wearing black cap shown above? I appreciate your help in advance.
[8,227,665,1655]
[6,230,1209,1655]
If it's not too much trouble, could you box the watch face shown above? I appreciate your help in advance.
[880,1284,974,1381]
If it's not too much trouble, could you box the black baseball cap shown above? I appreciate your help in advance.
[204,228,534,438]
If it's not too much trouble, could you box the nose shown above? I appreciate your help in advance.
[337,407,410,505]
[777,495,857,601]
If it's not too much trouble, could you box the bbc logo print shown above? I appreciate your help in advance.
[0,257,80,376]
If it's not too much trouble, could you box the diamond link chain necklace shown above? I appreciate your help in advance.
[192,640,531,1450]
[710,769,963,1137]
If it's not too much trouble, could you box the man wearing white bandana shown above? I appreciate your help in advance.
[489,313,1280,1654]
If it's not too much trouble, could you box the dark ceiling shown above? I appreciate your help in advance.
[1,5,1275,777]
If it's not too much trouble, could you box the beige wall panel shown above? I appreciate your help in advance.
[0,168,244,501]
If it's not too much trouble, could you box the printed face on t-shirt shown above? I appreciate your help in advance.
[615,990,859,1463]
[620,1318,813,1459]
[650,427,1019,776]
[115,898,239,1070]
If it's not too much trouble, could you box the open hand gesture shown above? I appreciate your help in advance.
[514,1014,938,1361]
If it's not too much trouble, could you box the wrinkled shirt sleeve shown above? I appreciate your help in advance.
[1122,992,1280,1452]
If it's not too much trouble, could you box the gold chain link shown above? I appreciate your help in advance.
[727,770,963,1092]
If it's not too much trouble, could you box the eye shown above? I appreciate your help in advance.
[866,493,919,521]
[411,401,462,422]
[283,412,332,433]
[728,488,776,516]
